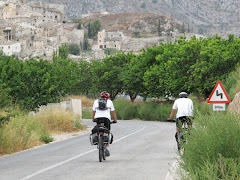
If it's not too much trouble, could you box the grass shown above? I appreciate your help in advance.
[0,108,86,155]
[223,65,240,100]
[179,112,240,179]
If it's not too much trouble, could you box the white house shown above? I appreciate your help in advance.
[0,41,21,56]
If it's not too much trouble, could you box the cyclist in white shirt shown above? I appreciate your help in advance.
[92,91,117,156]
[167,92,194,139]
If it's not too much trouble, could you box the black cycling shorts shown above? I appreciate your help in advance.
[176,116,193,129]
[95,117,111,130]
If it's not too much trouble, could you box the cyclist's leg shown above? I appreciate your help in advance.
[186,116,193,134]
[176,117,183,142]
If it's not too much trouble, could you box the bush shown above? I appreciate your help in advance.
[82,107,92,119]
[180,112,240,179]
[140,2,146,8]
[68,44,80,55]
[114,100,172,121]
[114,99,139,120]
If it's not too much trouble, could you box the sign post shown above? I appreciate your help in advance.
[207,81,231,111]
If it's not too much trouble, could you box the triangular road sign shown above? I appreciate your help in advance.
[207,81,231,103]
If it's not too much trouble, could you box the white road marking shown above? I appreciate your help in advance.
[20,126,145,180]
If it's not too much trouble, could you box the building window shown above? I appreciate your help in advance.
[55,16,57,19]
[115,45,116,47]
[99,40,101,42]
[100,45,103,48]
[104,45,106,48]
[8,46,10,49]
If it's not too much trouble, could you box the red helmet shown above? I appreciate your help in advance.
[100,91,109,99]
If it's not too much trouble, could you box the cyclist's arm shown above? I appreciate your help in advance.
[111,110,117,122]
[92,111,96,122]
[168,109,177,120]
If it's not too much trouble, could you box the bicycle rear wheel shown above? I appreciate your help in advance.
[98,136,103,162]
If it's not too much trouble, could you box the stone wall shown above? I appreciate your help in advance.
[39,99,82,117]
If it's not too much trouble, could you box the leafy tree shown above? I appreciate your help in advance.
[90,52,132,100]
[71,59,92,95]
[158,19,162,36]
[82,35,91,50]
[181,23,185,33]
[59,44,69,59]
[88,20,101,39]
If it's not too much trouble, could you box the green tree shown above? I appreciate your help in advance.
[158,19,162,36]
[58,44,69,60]
[82,35,90,50]
[88,20,101,39]
[90,52,132,100]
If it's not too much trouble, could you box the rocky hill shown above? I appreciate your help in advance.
[82,12,185,37]
[28,0,240,37]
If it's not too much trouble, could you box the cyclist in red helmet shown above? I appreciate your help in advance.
[92,91,117,156]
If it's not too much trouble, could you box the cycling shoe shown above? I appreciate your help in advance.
[105,148,110,156]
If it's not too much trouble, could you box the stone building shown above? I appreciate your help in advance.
[98,29,125,50]
[0,41,21,56]
[0,0,84,60]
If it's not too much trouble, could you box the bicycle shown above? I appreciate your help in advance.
[89,118,116,162]
[166,118,190,155]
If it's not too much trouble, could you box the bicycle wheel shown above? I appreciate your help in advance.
[98,135,103,162]
[177,132,184,156]
[102,144,106,160]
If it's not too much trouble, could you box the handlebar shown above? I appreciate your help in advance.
[165,119,176,123]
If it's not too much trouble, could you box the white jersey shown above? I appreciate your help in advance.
[172,98,194,118]
[92,99,115,120]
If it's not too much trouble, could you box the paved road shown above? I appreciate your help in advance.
[0,120,177,180]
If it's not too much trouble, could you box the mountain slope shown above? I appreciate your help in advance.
[29,0,240,37]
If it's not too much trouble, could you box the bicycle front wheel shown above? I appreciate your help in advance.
[98,135,103,162]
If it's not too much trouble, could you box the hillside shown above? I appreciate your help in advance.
[28,0,240,37]
[81,12,185,37]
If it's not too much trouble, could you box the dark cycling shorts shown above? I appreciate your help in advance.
[95,117,111,130]
[176,116,193,129]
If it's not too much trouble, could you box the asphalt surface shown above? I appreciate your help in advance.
[0,119,177,180]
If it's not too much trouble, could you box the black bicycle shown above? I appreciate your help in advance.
[166,119,189,155]
[176,121,189,155]
[90,119,116,162]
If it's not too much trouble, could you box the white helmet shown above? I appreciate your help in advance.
[179,92,188,98]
